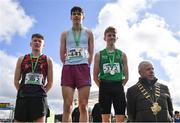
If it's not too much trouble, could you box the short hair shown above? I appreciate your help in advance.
[138,61,153,71]
[104,26,117,36]
[175,111,180,114]
[31,33,44,40]
[71,6,84,15]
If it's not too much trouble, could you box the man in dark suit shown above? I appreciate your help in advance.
[127,61,173,122]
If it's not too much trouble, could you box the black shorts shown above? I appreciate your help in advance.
[99,81,126,115]
[14,97,48,122]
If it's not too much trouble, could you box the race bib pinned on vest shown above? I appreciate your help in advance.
[103,63,120,75]
[67,47,87,62]
[25,73,43,85]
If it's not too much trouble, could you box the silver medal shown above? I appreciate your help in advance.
[110,70,115,75]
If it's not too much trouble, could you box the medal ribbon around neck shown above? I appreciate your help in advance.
[137,82,161,115]
[30,53,41,73]
[72,28,81,47]
[106,48,115,68]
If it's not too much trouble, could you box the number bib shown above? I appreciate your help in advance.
[67,47,86,62]
[25,73,43,85]
[103,63,120,75]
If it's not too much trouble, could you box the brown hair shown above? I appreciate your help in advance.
[104,26,117,36]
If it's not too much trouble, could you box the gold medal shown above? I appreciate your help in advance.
[151,102,161,115]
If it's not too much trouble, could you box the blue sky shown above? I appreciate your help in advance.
[0,0,111,61]
[0,0,180,116]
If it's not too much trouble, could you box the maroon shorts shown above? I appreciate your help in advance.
[61,64,91,89]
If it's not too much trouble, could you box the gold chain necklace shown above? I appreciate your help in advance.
[137,82,162,115]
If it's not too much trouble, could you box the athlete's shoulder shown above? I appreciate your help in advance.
[17,54,29,64]
[46,56,53,62]
[41,54,51,60]
[61,31,68,37]
[100,48,106,53]
[115,49,121,52]
[18,55,24,63]
[83,26,93,34]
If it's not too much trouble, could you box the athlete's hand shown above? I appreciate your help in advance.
[122,80,126,86]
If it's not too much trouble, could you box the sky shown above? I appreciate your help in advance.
[0,0,180,116]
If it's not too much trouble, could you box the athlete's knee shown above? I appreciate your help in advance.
[102,114,111,122]
[79,103,88,112]
[63,103,73,113]
[115,114,125,122]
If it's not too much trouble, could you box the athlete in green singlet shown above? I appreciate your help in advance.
[93,26,129,122]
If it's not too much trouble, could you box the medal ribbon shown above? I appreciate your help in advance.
[72,28,81,46]
[30,53,41,73]
[106,49,115,68]
[137,82,161,115]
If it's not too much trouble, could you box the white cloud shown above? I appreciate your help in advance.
[0,51,17,98]
[0,0,35,43]
[48,62,62,99]
[176,31,180,38]
[93,0,180,109]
